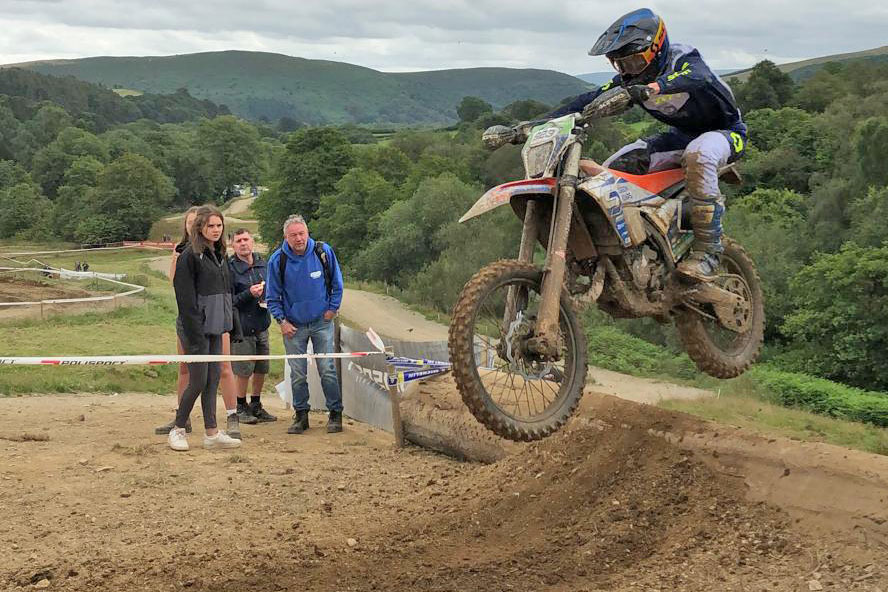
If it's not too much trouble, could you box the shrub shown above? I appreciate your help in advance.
[750,367,888,427]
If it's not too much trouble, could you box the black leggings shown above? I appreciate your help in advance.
[176,334,222,430]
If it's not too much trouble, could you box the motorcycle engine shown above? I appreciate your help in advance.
[628,245,666,293]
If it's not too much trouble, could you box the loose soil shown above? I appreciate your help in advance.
[0,276,92,303]
[1,391,886,591]
[6,275,884,590]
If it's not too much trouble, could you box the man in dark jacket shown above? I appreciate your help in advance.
[548,8,746,281]
[265,214,345,435]
[229,229,277,423]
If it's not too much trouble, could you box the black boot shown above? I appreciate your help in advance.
[249,400,277,423]
[287,410,309,434]
[327,410,343,433]
[236,402,258,425]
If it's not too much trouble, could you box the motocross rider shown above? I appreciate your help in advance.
[549,8,747,281]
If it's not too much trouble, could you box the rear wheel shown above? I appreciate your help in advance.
[448,260,588,441]
[675,238,764,378]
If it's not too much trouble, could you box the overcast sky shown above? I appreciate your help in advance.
[1,1,885,74]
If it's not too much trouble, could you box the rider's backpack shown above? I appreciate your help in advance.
[277,241,333,298]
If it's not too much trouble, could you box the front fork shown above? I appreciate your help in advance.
[528,142,582,359]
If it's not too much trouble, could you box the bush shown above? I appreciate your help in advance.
[750,367,888,427]
[584,314,699,380]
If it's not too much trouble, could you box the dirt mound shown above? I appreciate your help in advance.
[303,423,817,591]
[0,275,91,303]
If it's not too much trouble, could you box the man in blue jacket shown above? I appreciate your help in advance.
[549,8,746,281]
[265,214,345,434]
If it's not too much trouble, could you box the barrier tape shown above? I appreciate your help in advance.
[388,366,450,387]
[0,352,383,366]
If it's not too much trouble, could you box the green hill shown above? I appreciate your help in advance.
[0,67,228,129]
[725,45,888,81]
[10,51,591,125]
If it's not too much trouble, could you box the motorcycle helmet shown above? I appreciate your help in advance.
[589,8,669,83]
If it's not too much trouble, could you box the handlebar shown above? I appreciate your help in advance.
[482,85,650,150]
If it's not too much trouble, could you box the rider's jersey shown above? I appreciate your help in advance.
[551,44,746,137]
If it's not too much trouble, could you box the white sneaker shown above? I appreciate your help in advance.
[168,427,189,451]
[203,430,242,450]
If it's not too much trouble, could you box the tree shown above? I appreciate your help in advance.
[734,61,795,112]
[50,156,106,240]
[197,115,263,199]
[0,99,22,161]
[853,116,888,187]
[848,186,888,248]
[783,243,888,390]
[30,126,109,197]
[254,127,354,242]
[501,99,550,122]
[87,153,175,240]
[725,188,810,339]
[312,168,398,261]
[0,182,50,239]
[406,208,520,312]
[456,96,493,123]
[354,173,479,285]
[361,144,411,186]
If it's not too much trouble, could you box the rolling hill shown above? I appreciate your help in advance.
[10,51,592,125]
[725,45,888,81]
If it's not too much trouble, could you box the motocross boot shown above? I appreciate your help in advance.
[676,196,724,282]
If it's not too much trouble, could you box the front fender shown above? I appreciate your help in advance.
[459,178,557,223]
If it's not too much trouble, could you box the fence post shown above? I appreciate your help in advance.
[387,362,405,448]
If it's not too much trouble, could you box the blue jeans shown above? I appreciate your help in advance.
[284,318,342,412]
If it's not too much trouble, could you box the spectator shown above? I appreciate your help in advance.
[169,205,241,451]
[82,261,89,272]
[228,228,277,424]
[155,207,254,438]
[265,214,344,434]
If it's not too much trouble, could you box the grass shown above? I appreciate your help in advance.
[660,378,888,455]
[578,313,888,455]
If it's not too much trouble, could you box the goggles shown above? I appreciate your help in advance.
[608,51,653,76]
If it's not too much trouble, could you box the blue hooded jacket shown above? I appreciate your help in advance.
[265,238,343,326]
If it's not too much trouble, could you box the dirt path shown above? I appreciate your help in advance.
[339,289,449,342]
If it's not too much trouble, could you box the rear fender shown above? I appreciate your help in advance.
[459,178,557,223]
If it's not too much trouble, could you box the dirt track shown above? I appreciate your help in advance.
[5,267,887,590]
[1,390,886,591]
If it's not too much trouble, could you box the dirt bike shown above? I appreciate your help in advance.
[447,86,764,442]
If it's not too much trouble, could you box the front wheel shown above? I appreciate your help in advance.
[448,260,588,441]
[675,238,764,378]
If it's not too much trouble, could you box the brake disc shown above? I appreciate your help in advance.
[504,311,553,380]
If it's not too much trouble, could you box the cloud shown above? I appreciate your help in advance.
[0,1,884,74]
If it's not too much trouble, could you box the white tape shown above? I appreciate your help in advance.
[0,330,390,366]
[0,352,384,366]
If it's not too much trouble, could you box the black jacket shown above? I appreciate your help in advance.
[174,242,234,353]
[551,44,746,137]
[228,252,271,336]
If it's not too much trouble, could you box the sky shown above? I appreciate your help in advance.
[0,0,886,74]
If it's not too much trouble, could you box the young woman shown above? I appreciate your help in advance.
[155,207,255,437]
[168,205,241,451]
